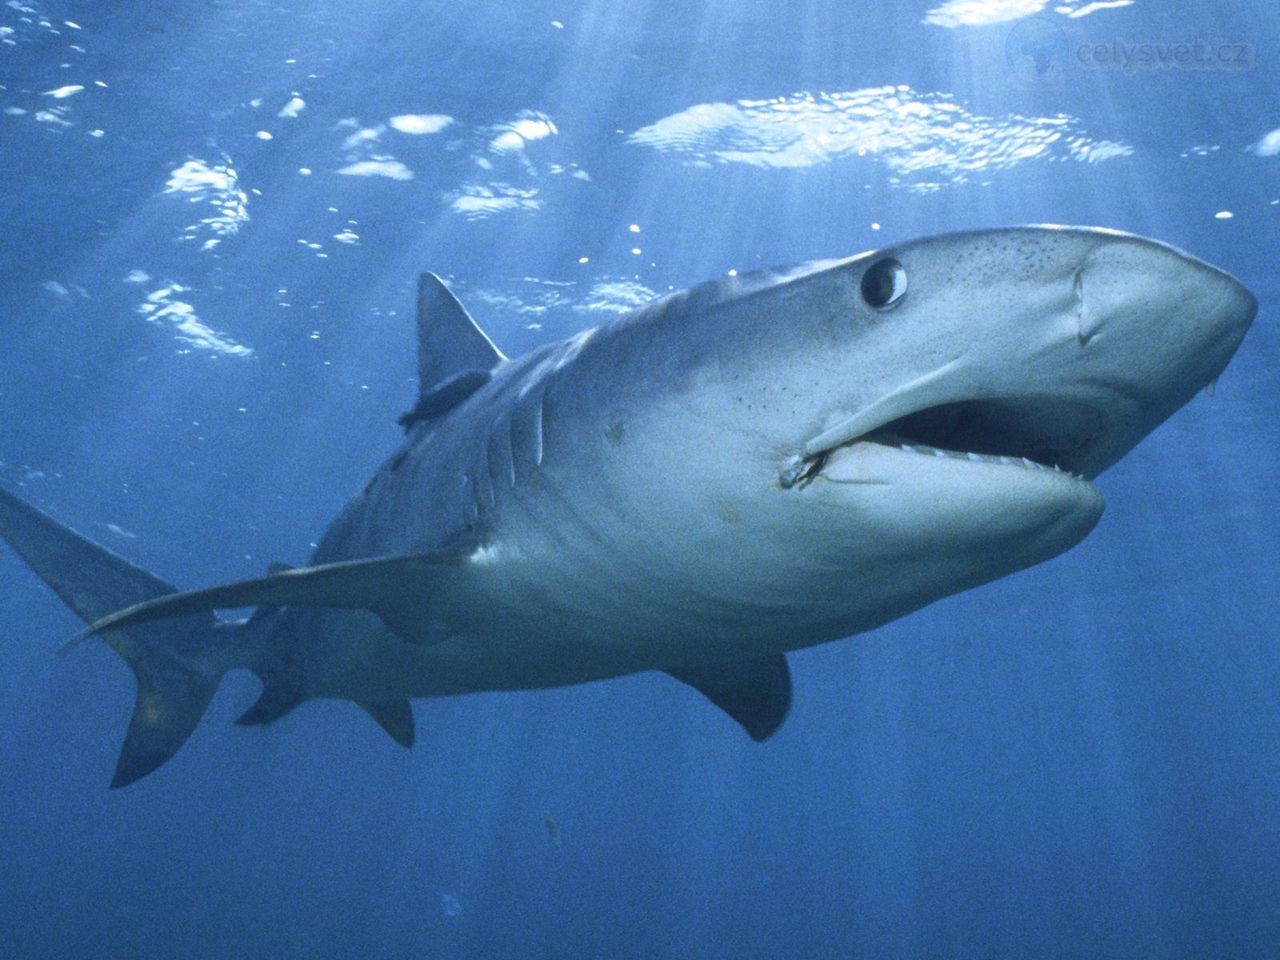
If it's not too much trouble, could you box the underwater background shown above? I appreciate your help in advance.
[1,0,1276,957]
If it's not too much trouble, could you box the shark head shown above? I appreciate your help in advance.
[621,225,1258,634]
[744,225,1257,615]
[794,226,1255,476]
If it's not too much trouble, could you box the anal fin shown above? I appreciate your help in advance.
[357,700,415,748]
[666,654,792,741]
[235,683,304,727]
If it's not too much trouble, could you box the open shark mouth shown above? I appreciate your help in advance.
[784,396,1102,488]
[871,397,1102,471]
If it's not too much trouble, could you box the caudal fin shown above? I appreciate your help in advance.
[0,485,230,787]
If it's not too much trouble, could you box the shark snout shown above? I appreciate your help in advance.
[1076,236,1255,390]
[1163,248,1256,355]
[1057,234,1256,475]
[1207,264,1259,343]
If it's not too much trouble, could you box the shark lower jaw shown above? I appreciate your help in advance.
[783,395,1106,489]
[792,425,1105,587]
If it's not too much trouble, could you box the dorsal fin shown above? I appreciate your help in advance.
[417,273,505,393]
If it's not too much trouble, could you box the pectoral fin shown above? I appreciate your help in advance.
[69,549,475,650]
[666,654,792,741]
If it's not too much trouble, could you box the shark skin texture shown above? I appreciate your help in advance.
[0,226,1257,786]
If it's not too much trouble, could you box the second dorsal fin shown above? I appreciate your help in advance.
[417,273,505,394]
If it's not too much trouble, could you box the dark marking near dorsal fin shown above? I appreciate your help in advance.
[416,272,504,393]
[357,700,415,748]
[398,368,492,432]
[666,654,792,741]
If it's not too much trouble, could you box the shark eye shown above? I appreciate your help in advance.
[860,258,908,310]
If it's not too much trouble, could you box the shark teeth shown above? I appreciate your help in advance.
[895,442,1084,479]
[784,435,1087,488]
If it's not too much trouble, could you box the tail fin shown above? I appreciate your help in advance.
[0,485,230,788]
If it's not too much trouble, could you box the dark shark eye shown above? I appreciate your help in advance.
[860,257,907,310]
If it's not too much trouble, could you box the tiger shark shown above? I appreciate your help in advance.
[0,226,1256,787]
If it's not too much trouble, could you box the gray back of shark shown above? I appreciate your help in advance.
[0,226,1256,786]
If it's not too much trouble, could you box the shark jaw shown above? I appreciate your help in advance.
[783,394,1099,490]
[791,400,1106,574]
[783,390,1110,609]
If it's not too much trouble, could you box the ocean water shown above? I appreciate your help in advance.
[0,1,1276,957]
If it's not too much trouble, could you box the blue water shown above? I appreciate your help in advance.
[1,1,1277,957]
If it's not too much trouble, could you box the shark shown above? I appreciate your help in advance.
[0,226,1257,787]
